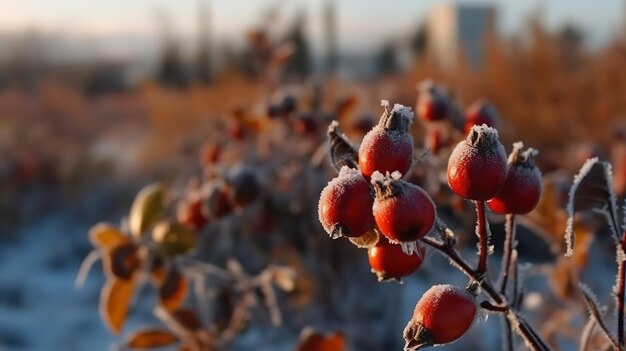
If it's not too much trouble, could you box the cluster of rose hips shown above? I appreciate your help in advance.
[318,97,542,349]
[416,80,499,155]
[177,164,262,234]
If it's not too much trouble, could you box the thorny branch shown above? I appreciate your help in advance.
[420,220,551,351]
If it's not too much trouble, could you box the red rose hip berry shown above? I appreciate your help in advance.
[416,80,451,122]
[177,198,208,231]
[318,166,375,239]
[447,124,508,201]
[368,236,426,282]
[371,172,436,242]
[403,284,477,349]
[358,101,414,179]
[464,99,499,133]
[488,142,542,214]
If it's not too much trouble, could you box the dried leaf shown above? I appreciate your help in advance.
[152,221,198,257]
[296,328,345,351]
[566,158,619,256]
[104,243,141,281]
[348,229,380,249]
[151,256,167,286]
[89,223,129,249]
[129,183,166,238]
[522,171,569,247]
[334,95,357,122]
[550,257,578,300]
[100,278,134,334]
[159,267,188,311]
[126,329,178,349]
[327,121,358,171]
[272,267,296,292]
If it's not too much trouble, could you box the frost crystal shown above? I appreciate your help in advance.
[400,240,425,258]
[370,170,386,183]
[565,158,619,257]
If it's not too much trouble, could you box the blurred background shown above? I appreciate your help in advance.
[1,0,626,350]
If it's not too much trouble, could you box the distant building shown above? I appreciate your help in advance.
[426,4,496,70]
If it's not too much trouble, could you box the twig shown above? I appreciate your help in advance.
[420,229,550,350]
[500,214,517,351]
[474,200,489,277]
[503,317,514,351]
[579,315,596,351]
[75,249,101,288]
[616,242,626,348]
[499,214,516,294]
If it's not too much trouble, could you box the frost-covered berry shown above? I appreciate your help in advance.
[368,236,426,282]
[318,166,375,239]
[447,124,508,201]
[488,142,542,214]
[464,99,499,133]
[177,198,208,231]
[416,80,451,122]
[358,101,414,179]
[371,172,435,242]
[403,284,477,350]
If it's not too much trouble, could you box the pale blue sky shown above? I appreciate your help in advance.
[2,0,624,53]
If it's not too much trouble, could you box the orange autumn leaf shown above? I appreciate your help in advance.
[89,223,129,249]
[100,278,135,334]
[150,257,167,286]
[160,268,188,311]
[126,328,178,349]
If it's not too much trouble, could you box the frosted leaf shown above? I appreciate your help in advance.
[565,158,619,257]
[579,283,619,349]
[348,229,380,249]
[327,121,358,171]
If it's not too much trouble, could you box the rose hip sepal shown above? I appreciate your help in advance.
[488,142,542,214]
[368,236,426,282]
[318,166,375,239]
[358,100,414,179]
[403,284,477,350]
[447,124,508,201]
[371,171,436,243]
